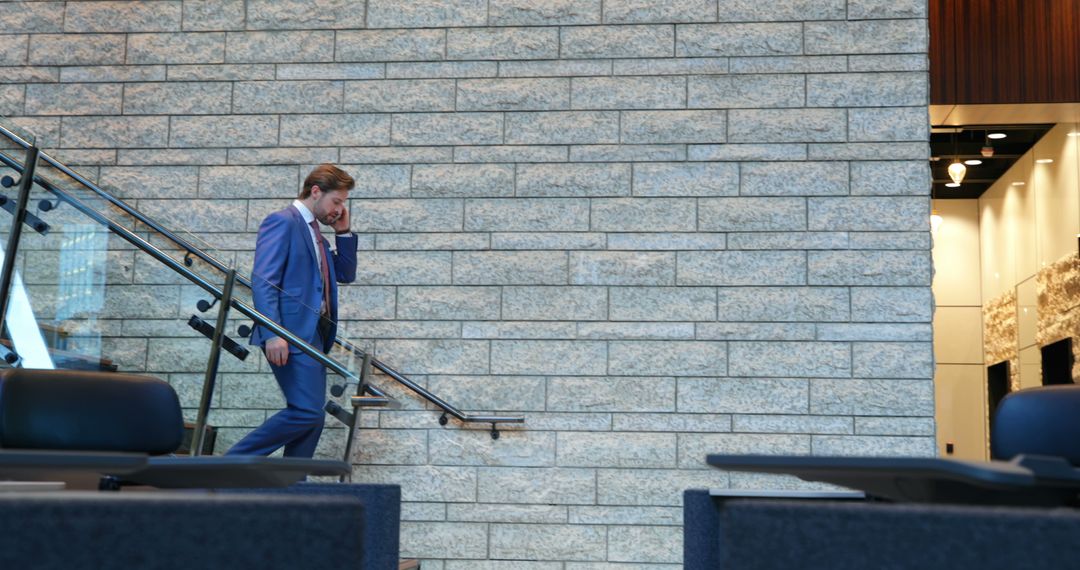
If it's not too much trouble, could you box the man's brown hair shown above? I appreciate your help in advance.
[299,164,355,198]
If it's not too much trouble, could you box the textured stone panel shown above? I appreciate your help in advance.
[809,142,928,161]
[633,162,737,196]
[851,161,930,195]
[805,19,928,54]
[809,197,927,231]
[729,55,847,73]
[728,109,847,143]
[491,233,605,250]
[466,198,589,231]
[547,377,676,412]
[808,250,931,285]
[31,34,126,66]
[226,30,333,63]
[812,435,935,456]
[277,63,382,80]
[518,163,630,197]
[727,232,847,250]
[569,506,681,526]
[734,415,852,434]
[414,164,516,198]
[99,166,200,200]
[604,0,714,23]
[500,59,612,77]
[0,35,27,66]
[431,430,556,467]
[849,107,929,142]
[818,323,932,342]
[355,430,429,465]
[570,252,675,285]
[165,64,274,80]
[609,341,727,376]
[448,27,560,60]
[558,433,676,468]
[699,197,806,231]
[696,322,817,341]
[4,66,60,83]
[341,79,455,112]
[740,161,849,196]
[336,286,396,320]
[182,0,245,30]
[490,340,607,375]
[807,72,927,107]
[457,78,570,111]
[246,0,366,29]
[448,504,567,524]
[506,111,619,145]
[848,0,926,18]
[607,233,727,250]
[279,114,389,146]
[376,339,489,374]
[621,111,727,144]
[597,468,728,506]
[679,433,810,467]
[577,322,695,340]
[677,23,802,56]
[455,146,563,163]
[233,80,342,113]
[851,286,932,322]
[478,467,596,504]
[571,76,685,110]
[25,83,121,115]
[368,0,487,28]
[609,287,715,321]
[591,198,696,232]
[401,522,488,559]
[62,116,169,148]
[688,143,807,161]
[608,525,682,563]
[490,0,601,24]
[336,29,445,62]
[345,164,413,198]
[677,251,805,286]
[853,341,933,379]
[376,232,488,251]
[392,113,503,145]
[454,251,568,285]
[615,57,729,75]
[427,375,547,411]
[490,524,606,561]
[127,32,224,64]
[122,81,231,115]
[397,286,501,320]
[715,0,845,21]
[729,341,851,377]
[855,417,935,436]
[849,54,929,72]
[612,413,731,433]
[0,2,65,33]
[688,74,805,108]
[353,251,453,285]
[342,147,452,165]
[714,287,849,322]
[570,145,685,162]
[388,61,497,78]
[561,25,675,58]
[503,286,607,321]
[810,378,933,416]
[64,1,181,32]
[170,115,278,147]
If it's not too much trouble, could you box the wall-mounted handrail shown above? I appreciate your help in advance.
[0,123,524,427]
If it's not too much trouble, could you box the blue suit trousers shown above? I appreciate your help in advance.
[226,344,327,458]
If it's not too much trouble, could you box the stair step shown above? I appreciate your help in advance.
[399,559,420,570]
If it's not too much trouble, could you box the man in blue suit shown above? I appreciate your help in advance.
[228,164,358,458]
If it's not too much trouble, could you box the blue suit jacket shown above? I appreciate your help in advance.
[249,206,358,354]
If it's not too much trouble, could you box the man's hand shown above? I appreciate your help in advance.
[332,204,351,235]
[264,337,289,366]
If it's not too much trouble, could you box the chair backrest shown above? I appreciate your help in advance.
[991,384,1080,465]
[0,369,183,455]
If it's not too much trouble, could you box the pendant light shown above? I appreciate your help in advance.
[947,130,966,185]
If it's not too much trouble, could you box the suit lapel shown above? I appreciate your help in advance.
[288,205,319,267]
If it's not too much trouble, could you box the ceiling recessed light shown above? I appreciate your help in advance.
[988,132,1007,139]
[1068,132,1080,137]
[1011,181,1026,186]
[964,159,982,165]
[945,182,961,188]
[1036,158,1054,164]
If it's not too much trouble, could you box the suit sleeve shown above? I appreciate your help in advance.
[332,233,359,283]
[251,212,291,343]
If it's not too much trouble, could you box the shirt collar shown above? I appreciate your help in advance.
[292,199,316,225]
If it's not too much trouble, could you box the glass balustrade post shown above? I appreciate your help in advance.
[192,268,237,456]
[0,145,39,339]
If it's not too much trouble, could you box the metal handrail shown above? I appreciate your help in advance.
[0,149,359,385]
[0,122,524,426]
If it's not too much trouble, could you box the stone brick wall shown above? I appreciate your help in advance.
[2,1,934,567]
